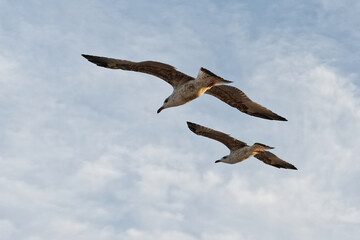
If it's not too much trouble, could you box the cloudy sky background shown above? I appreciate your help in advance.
[1,0,360,239]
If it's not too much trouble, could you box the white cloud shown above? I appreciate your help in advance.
[1,1,360,240]
[125,228,197,240]
[0,219,17,240]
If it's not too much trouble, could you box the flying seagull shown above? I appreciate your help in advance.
[187,121,297,170]
[82,54,287,121]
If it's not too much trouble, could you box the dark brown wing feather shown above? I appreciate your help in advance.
[254,151,297,170]
[187,122,247,151]
[82,54,194,88]
[205,85,287,121]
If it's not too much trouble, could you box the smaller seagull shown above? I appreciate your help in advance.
[82,54,287,121]
[187,122,297,170]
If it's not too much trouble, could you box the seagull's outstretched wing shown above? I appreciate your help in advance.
[82,54,194,88]
[254,151,297,170]
[205,85,287,121]
[187,122,247,151]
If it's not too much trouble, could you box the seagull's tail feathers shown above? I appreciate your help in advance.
[198,67,233,86]
[253,142,274,150]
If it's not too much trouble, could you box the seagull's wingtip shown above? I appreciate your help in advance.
[271,116,288,121]
[187,122,197,133]
[272,114,288,121]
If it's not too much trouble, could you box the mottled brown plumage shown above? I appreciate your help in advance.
[187,121,246,151]
[82,54,194,87]
[187,122,297,170]
[205,85,287,121]
[82,54,287,121]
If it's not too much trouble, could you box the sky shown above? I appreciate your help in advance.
[0,0,360,239]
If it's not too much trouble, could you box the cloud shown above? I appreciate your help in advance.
[0,219,17,240]
[1,1,360,240]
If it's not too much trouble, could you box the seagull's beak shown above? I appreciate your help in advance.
[215,160,221,163]
[157,106,164,114]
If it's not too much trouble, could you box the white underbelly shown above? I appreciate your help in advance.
[177,83,204,102]
[230,147,254,163]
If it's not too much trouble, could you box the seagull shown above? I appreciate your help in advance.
[82,54,287,121]
[187,122,297,170]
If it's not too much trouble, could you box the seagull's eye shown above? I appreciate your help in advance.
[222,156,226,159]
[164,98,169,103]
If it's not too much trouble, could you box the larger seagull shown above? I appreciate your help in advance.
[82,54,287,121]
[187,122,297,170]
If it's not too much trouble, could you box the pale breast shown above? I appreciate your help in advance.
[177,82,204,102]
[230,147,254,163]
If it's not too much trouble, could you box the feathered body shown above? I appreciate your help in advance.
[160,68,231,111]
[219,143,274,164]
[82,54,287,120]
[187,122,297,170]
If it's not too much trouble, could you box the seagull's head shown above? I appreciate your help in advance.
[157,96,178,113]
[157,97,169,113]
[215,155,230,163]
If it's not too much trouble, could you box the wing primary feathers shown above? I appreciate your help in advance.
[205,85,287,121]
[186,121,247,151]
[254,151,297,170]
[82,54,194,88]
